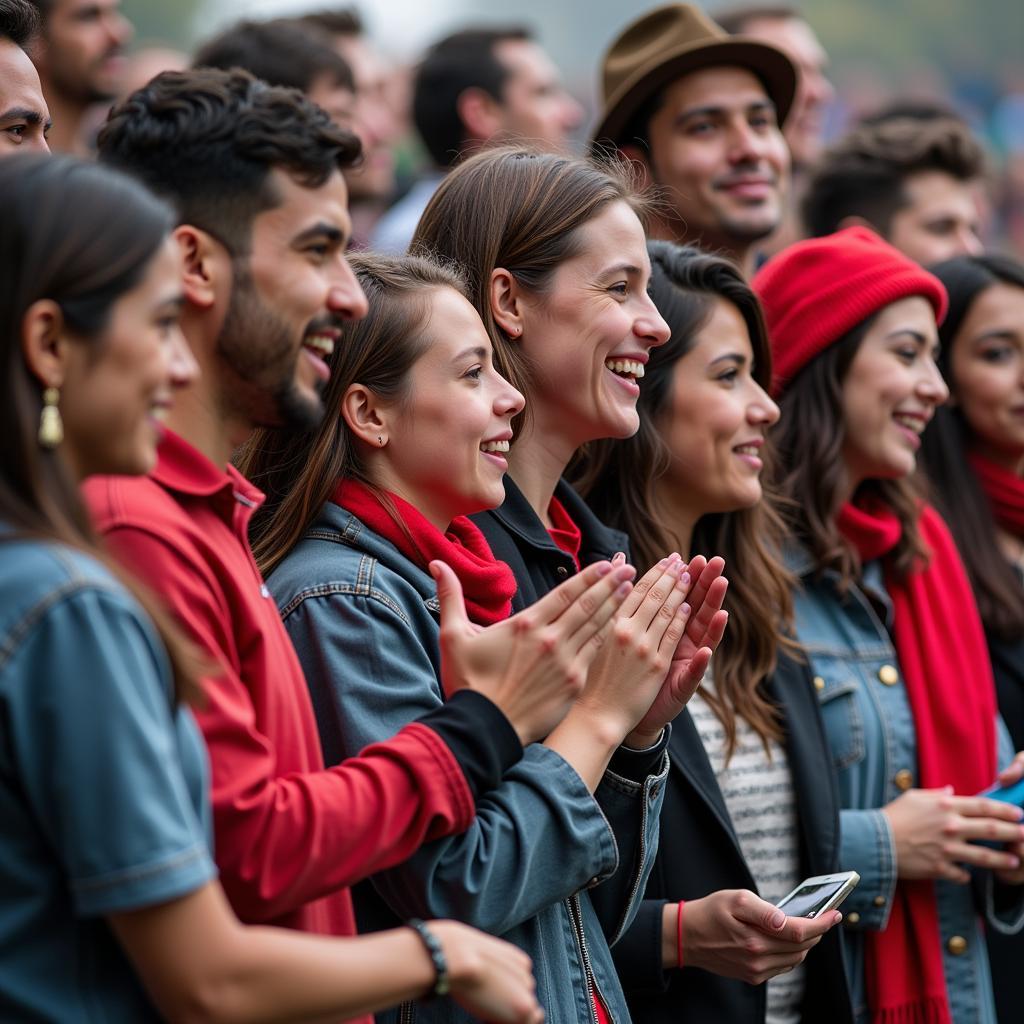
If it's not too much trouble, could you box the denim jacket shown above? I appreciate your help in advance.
[268,502,668,1024]
[786,546,1024,1024]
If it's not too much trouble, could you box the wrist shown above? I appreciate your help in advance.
[624,727,664,751]
[660,901,679,969]
[558,704,629,751]
[408,918,450,999]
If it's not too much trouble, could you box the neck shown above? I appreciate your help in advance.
[361,461,455,535]
[166,322,253,469]
[972,440,1024,478]
[506,414,581,527]
[648,214,757,278]
[40,87,91,157]
[650,480,698,560]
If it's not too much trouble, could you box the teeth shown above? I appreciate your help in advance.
[304,334,335,357]
[151,406,169,422]
[893,414,923,434]
[734,444,760,456]
[480,440,510,454]
[605,359,645,379]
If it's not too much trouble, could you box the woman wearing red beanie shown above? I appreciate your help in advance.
[753,226,1024,1024]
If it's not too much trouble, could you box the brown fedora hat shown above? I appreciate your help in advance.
[592,3,797,148]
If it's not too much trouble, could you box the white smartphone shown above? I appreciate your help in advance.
[774,871,860,919]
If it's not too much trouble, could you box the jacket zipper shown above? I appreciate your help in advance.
[617,771,653,944]
[569,894,606,1024]
[398,1000,414,1024]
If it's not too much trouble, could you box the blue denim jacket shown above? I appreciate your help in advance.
[786,547,1024,1024]
[268,502,668,1024]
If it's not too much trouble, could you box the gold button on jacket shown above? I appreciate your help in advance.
[845,912,861,925]
[878,664,899,686]
[813,675,825,691]
[947,935,968,956]
[894,769,914,791]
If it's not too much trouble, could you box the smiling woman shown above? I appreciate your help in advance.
[756,227,1024,1024]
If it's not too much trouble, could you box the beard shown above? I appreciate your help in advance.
[215,264,325,433]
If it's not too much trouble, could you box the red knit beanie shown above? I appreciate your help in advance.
[751,226,948,398]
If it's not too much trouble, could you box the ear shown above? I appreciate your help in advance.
[456,86,504,143]
[341,383,391,448]
[489,267,526,339]
[20,298,69,391]
[174,224,229,311]
[619,144,654,191]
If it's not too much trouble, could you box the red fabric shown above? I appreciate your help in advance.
[84,430,476,1011]
[837,499,997,1024]
[333,479,516,626]
[752,226,948,398]
[969,451,1024,537]
[547,495,583,571]
[593,992,611,1024]
[676,900,686,969]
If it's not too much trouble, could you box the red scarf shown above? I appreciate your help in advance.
[333,479,517,626]
[968,451,1024,537]
[837,499,997,1024]
[547,495,582,570]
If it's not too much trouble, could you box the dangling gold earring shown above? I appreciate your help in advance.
[38,387,64,449]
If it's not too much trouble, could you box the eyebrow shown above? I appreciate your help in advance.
[0,107,50,127]
[886,329,929,343]
[453,346,487,362]
[600,263,643,277]
[974,329,1020,344]
[677,99,776,122]
[709,352,747,366]
[292,222,346,246]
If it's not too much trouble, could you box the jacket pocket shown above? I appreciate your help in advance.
[812,667,866,771]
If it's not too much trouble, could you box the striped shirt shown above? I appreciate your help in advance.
[688,678,804,1024]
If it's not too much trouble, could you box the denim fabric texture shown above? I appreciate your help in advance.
[787,547,1024,1024]
[269,502,668,1024]
[0,533,214,1021]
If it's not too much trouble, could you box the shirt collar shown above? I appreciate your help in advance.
[152,429,264,508]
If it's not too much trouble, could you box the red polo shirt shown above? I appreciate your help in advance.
[83,431,475,957]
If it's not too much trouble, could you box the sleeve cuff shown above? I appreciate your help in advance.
[609,726,671,783]
[416,690,523,798]
[838,807,898,929]
[611,899,672,994]
[985,873,1024,935]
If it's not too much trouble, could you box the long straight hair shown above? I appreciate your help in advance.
[236,253,470,578]
[919,254,1024,639]
[572,241,793,758]
[0,153,200,701]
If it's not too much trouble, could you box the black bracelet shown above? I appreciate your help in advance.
[408,918,450,998]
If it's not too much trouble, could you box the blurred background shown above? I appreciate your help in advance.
[120,0,1024,253]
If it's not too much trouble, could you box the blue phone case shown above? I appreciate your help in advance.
[973,778,1024,849]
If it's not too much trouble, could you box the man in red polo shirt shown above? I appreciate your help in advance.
[82,67,625,988]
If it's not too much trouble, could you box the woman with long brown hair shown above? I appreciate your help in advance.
[236,249,699,1024]
[411,146,730,1023]
[756,226,1024,1024]
[572,240,849,1024]
[0,152,551,1024]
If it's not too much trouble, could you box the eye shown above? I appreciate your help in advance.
[979,344,1014,364]
[716,368,739,384]
[608,281,628,297]
[3,125,26,141]
[464,365,483,381]
[686,120,715,136]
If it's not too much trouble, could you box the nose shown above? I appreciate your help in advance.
[107,9,133,49]
[918,358,950,406]
[728,119,765,165]
[750,382,781,426]
[494,374,526,418]
[327,257,369,322]
[27,133,50,155]
[562,93,585,132]
[167,328,199,390]
[636,293,671,349]
[959,225,984,257]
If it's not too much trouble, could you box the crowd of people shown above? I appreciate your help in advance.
[3,1,1024,1022]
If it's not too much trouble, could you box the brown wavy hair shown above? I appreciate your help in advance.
[571,241,792,758]
[771,318,928,586]
[236,252,469,578]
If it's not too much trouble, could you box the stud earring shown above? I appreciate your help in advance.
[377,435,385,447]
[38,386,63,449]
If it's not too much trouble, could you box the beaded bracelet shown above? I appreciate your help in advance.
[408,918,450,998]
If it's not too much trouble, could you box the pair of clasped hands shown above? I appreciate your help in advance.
[422,552,728,1023]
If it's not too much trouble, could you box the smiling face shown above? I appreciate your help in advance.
[949,282,1024,473]
[657,297,779,518]
[643,66,790,257]
[887,170,983,265]
[372,287,525,530]
[60,238,198,479]
[514,200,670,454]
[217,167,368,431]
[839,296,948,488]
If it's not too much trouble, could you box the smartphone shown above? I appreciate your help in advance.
[979,777,1024,808]
[774,871,860,919]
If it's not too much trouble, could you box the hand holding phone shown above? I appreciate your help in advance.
[775,871,860,919]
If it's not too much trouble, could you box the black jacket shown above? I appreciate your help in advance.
[613,649,855,1024]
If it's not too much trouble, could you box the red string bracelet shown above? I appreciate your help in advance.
[676,900,686,969]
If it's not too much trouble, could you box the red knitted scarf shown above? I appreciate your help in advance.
[837,499,997,1024]
[333,479,516,626]
[968,451,1024,537]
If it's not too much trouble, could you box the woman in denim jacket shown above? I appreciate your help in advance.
[238,252,713,1023]
[754,227,1024,1024]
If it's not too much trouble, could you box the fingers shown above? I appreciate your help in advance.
[632,560,689,635]
[769,911,840,945]
[951,795,1024,823]
[430,560,470,636]
[944,840,1022,872]
[546,563,636,651]
[685,573,729,646]
[997,751,1024,786]
[618,555,680,618]
[946,814,1024,844]
[730,892,787,933]
[527,559,622,624]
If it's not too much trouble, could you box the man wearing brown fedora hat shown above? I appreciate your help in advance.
[592,3,797,277]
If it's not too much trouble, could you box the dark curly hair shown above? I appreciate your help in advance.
[1,0,38,46]
[97,67,361,256]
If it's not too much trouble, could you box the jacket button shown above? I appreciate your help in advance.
[947,935,968,955]
[556,566,569,577]
[894,769,914,791]
[813,675,825,691]
[873,895,886,907]
[878,664,899,686]
[845,912,860,925]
